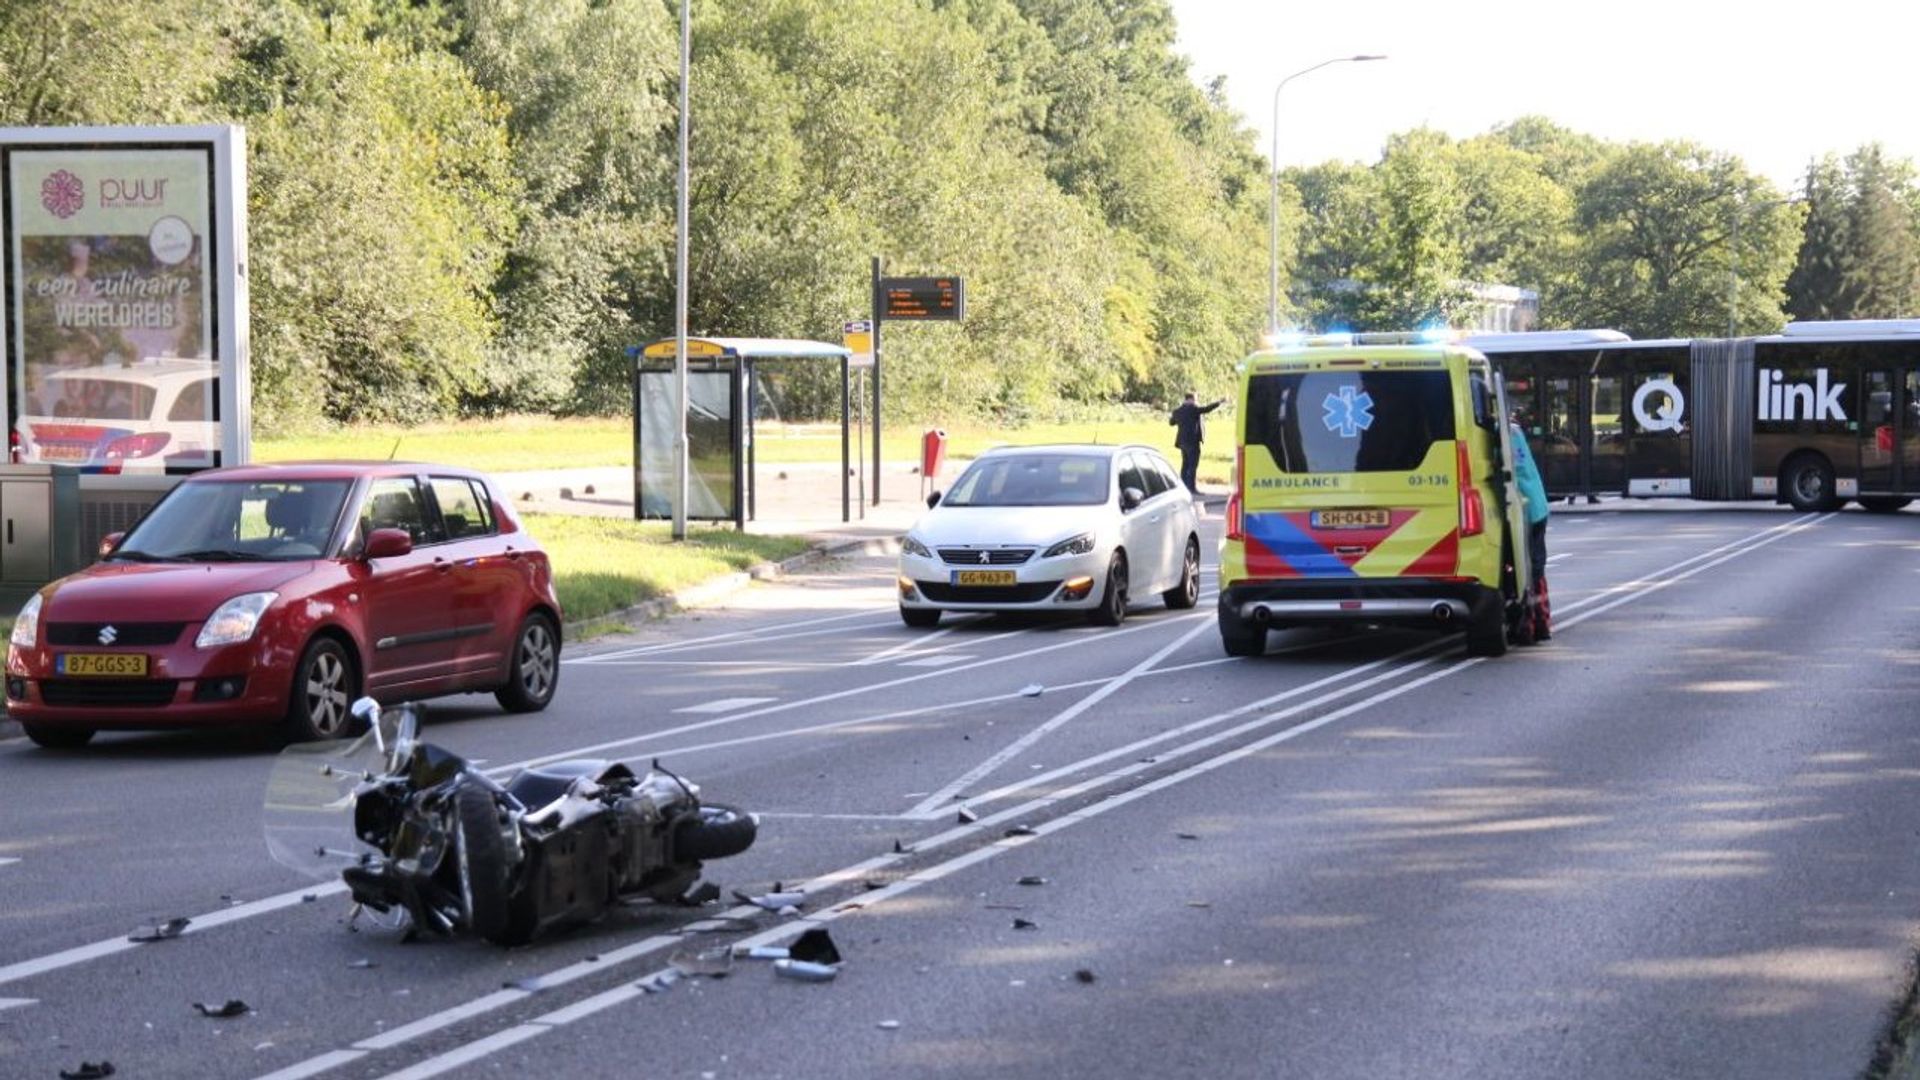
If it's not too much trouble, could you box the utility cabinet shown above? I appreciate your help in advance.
[0,465,82,605]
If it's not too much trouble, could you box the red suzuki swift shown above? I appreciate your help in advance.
[6,462,563,749]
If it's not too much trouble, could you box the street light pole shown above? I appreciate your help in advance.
[672,0,691,540]
[1268,54,1386,340]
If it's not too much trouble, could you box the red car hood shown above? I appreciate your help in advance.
[43,561,316,622]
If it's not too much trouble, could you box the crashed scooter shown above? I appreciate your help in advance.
[266,698,756,945]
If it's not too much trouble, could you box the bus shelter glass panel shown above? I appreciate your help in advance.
[637,368,738,521]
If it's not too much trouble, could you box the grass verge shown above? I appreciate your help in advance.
[526,513,813,629]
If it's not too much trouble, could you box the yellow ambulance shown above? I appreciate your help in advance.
[1218,333,1536,658]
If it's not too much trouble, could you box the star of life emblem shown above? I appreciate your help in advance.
[1322,386,1375,439]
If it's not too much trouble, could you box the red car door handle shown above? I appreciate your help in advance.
[433,557,452,574]
[505,546,522,560]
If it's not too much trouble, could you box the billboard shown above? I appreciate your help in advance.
[0,127,247,471]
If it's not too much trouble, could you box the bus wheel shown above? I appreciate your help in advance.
[1782,455,1840,513]
[1858,497,1912,514]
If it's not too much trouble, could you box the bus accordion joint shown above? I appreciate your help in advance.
[1456,440,1485,537]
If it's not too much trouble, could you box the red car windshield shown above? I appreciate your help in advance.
[115,479,354,562]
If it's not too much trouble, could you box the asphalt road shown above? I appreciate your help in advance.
[3,504,1919,1080]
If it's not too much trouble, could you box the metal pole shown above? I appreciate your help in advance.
[1727,199,1742,338]
[871,256,883,506]
[671,0,691,540]
[840,357,850,523]
[1267,55,1385,338]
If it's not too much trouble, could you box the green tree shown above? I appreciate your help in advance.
[1840,144,1920,318]
[1785,156,1852,321]
[1562,142,1796,337]
[0,0,244,125]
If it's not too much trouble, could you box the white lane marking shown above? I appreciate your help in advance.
[0,880,347,989]
[0,997,34,1011]
[12,518,1824,1006]
[576,660,843,669]
[0,857,18,869]
[273,514,1835,1080]
[907,617,1217,816]
[572,607,894,663]
[504,609,1212,774]
[897,654,975,668]
[671,697,777,715]
[1547,553,1572,563]
[852,620,968,665]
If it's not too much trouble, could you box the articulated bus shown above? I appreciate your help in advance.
[1463,320,1920,512]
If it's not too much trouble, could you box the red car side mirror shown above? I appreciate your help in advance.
[97,531,125,559]
[363,527,413,560]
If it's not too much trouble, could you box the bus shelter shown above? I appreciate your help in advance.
[631,337,856,529]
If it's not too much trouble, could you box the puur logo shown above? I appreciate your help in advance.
[1321,386,1375,439]
[1758,369,1848,422]
[99,177,167,209]
[41,170,84,219]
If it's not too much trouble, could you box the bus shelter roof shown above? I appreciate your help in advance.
[633,337,852,362]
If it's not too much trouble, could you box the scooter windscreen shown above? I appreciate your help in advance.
[262,731,386,881]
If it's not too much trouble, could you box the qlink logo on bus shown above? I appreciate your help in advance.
[1758,368,1847,422]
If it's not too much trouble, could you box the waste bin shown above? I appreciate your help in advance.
[920,429,947,481]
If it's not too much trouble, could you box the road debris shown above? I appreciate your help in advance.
[957,807,979,824]
[504,977,544,993]
[733,889,806,911]
[678,881,721,906]
[984,903,1027,911]
[893,839,912,854]
[733,945,790,960]
[127,917,190,943]
[669,947,734,978]
[1073,969,1097,984]
[788,928,843,965]
[1011,918,1038,931]
[773,959,839,982]
[878,1019,902,1030]
[59,1062,115,1079]
[1185,901,1212,909]
[637,970,680,994]
[1003,825,1036,838]
[1020,684,1044,697]
[348,959,377,969]
[1016,875,1049,887]
[1176,832,1200,840]
[193,1000,251,1018]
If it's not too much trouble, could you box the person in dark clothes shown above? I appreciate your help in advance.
[1168,391,1224,494]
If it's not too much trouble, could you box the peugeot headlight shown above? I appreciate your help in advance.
[196,592,278,648]
[901,534,933,559]
[10,593,42,649]
[1044,532,1097,558]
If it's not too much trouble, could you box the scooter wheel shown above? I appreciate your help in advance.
[672,804,758,862]
[455,786,515,942]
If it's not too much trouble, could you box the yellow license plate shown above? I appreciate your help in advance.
[1313,508,1390,529]
[952,570,1016,587]
[58,653,148,677]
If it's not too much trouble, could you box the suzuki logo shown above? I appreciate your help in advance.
[978,551,991,564]
[97,625,118,645]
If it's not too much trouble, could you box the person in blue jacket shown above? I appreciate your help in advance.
[1509,420,1551,641]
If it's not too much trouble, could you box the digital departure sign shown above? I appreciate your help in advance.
[881,276,964,321]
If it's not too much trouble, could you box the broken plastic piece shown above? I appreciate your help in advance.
[503,977,544,993]
[301,894,317,903]
[733,889,805,911]
[348,959,377,969]
[1176,832,1200,840]
[788,928,842,965]
[957,807,979,824]
[862,879,887,891]
[59,1062,115,1079]
[1186,900,1212,909]
[1020,684,1043,697]
[877,1020,901,1030]
[1016,875,1048,886]
[128,917,190,943]
[679,880,722,906]
[669,947,734,978]
[733,945,790,960]
[1073,968,1096,984]
[892,839,911,854]
[776,905,801,917]
[773,959,838,982]
[637,970,679,994]
[193,1000,250,1018]
[1012,918,1038,931]
[1003,825,1036,838]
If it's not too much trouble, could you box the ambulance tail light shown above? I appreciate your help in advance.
[1226,447,1245,541]
[1457,441,1484,537]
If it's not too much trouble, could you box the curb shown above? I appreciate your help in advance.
[567,533,902,637]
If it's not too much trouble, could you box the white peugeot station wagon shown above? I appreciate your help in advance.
[897,444,1202,628]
